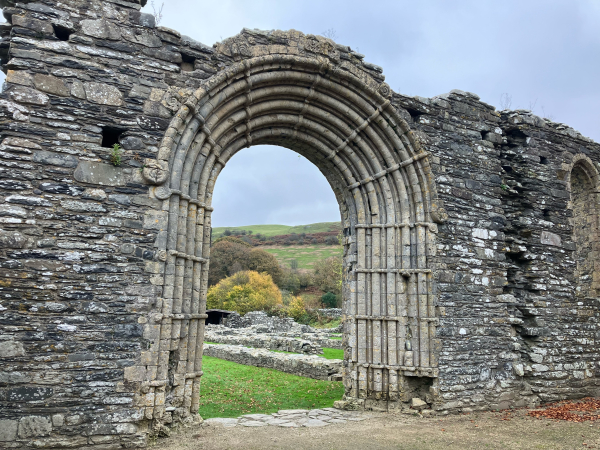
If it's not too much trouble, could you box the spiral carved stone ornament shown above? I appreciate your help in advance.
[142,159,169,185]
[378,82,392,98]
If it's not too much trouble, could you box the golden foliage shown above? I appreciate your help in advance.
[286,296,307,321]
[207,270,282,315]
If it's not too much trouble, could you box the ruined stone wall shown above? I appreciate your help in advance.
[395,91,600,410]
[0,0,598,448]
[203,344,342,381]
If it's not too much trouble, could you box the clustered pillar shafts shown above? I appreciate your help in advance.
[150,55,441,416]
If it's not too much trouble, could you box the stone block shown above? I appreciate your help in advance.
[0,205,28,218]
[84,82,123,106]
[51,415,64,427]
[60,200,106,213]
[33,151,78,168]
[9,86,49,105]
[80,19,121,40]
[74,161,126,186]
[143,210,168,231]
[124,365,146,382]
[6,69,33,86]
[0,419,18,442]
[70,80,86,99]
[540,231,561,247]
[33,74,70,97]
[18,416,52,438]
[12,14,54,34]
[0,340,26,357]
[120,136,144,150]
[82,188,108,200]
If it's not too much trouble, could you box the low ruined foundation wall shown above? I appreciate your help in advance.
[204,329,323,354]
[203,344,343,381]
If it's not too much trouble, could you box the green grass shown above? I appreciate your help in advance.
[321,348,344,359]
[211,221,341,239]
[199,356,344,418]
[271,347,343,360]
[263,244,342,270]
[311,318,342,329]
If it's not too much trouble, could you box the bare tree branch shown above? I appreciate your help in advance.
[321,28,337,41]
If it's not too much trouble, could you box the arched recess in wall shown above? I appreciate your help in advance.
[143,54,446,421]
[569,155,600,299]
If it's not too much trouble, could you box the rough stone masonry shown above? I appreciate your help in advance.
[0,0,598,448]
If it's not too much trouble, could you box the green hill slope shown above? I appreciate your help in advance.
[212,221,341,239]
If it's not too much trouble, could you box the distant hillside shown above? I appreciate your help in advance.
[212,222,342,239]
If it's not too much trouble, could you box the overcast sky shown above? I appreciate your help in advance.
[134,2,595,225]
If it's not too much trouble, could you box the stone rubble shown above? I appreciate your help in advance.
[204,327,324,355]
[214,310,344,350]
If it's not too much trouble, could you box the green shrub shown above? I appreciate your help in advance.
[321,292,338,308]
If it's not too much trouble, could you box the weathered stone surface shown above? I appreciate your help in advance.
[540,230,562,247]
[70,80,86,99]
[33,74,70,97]
[60,200,107,213]
[0,341,25,357]
[73,161,126,186]
[12,14,54,35]
[84,82,123,106]
[18,416,52,438]
[80,19,122,40]
[410,398,428,410]
[0,420,18,442]
[120,136,144,150]
[9,86,49,105]
[33,150,78,168]
[0,230,28,248]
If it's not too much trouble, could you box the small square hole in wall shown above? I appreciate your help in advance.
[540,156,548,165]
[180,53,196,72]
[52,24,72,41]
[102,126,125,148]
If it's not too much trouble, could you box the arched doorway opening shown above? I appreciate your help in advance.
[145,55,442,422]
[570,157,600,299]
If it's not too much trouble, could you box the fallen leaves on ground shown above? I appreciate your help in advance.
[528,398,600,422]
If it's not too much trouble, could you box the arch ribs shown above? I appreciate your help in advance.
[146,55,441,419]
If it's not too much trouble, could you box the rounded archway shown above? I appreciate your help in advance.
[147,54,442,420]
[569,155,600,299]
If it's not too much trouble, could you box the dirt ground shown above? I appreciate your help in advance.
[155,408,600,450]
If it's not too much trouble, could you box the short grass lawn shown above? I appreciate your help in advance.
[263,244,342,270]
[271,347,343,360]
[321,348,344,359]
[199,356,344,419]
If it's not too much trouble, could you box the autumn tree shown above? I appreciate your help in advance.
[208,236,282,286]
[313,256,342,295]
[207,271,282,315]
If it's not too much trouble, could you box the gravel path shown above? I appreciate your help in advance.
[155,408,600,450]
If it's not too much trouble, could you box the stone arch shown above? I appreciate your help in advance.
[142,54,444,422]
[567,154,600,299]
